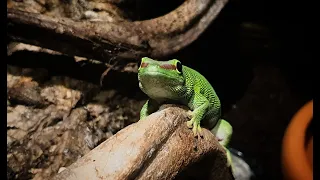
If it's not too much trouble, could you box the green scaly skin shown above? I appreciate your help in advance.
[138,57,234,172]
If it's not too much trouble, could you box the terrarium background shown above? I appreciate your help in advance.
[7,0,310,179]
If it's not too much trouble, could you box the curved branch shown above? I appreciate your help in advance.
[7,0,228,61]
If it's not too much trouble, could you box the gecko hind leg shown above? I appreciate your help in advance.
[211,119,234,173]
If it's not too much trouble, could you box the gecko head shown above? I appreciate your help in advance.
[137,57,186,99]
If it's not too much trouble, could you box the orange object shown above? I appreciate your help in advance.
[282,100,313,180]
[306,137,313,169]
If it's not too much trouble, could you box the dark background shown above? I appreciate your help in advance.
[164,0,310,179]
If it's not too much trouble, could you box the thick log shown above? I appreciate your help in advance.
[52,105,233,180]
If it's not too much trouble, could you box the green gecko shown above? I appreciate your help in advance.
[137,57,233,170]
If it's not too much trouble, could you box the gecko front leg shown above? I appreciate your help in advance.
[186,89,210,138]
[140,99,159,120]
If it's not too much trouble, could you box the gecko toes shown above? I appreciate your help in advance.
[197,126,204,138]
[192,128,198,137]
[187,119,203,138]
[186,120,194,129]
[186,110,193,119]
[192,123,203,138]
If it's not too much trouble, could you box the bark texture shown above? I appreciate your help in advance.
[7,0,228,61]
[52,105,233,180]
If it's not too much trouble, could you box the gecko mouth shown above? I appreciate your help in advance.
[139,71,175,78]
[138,71,184,83]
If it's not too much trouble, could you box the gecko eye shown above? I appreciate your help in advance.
[176,61,182,73]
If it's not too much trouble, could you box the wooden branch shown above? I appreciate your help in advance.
[7,0,228,61]
[52,105,233,180]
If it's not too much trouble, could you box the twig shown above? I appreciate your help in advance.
[100,61,118,86]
